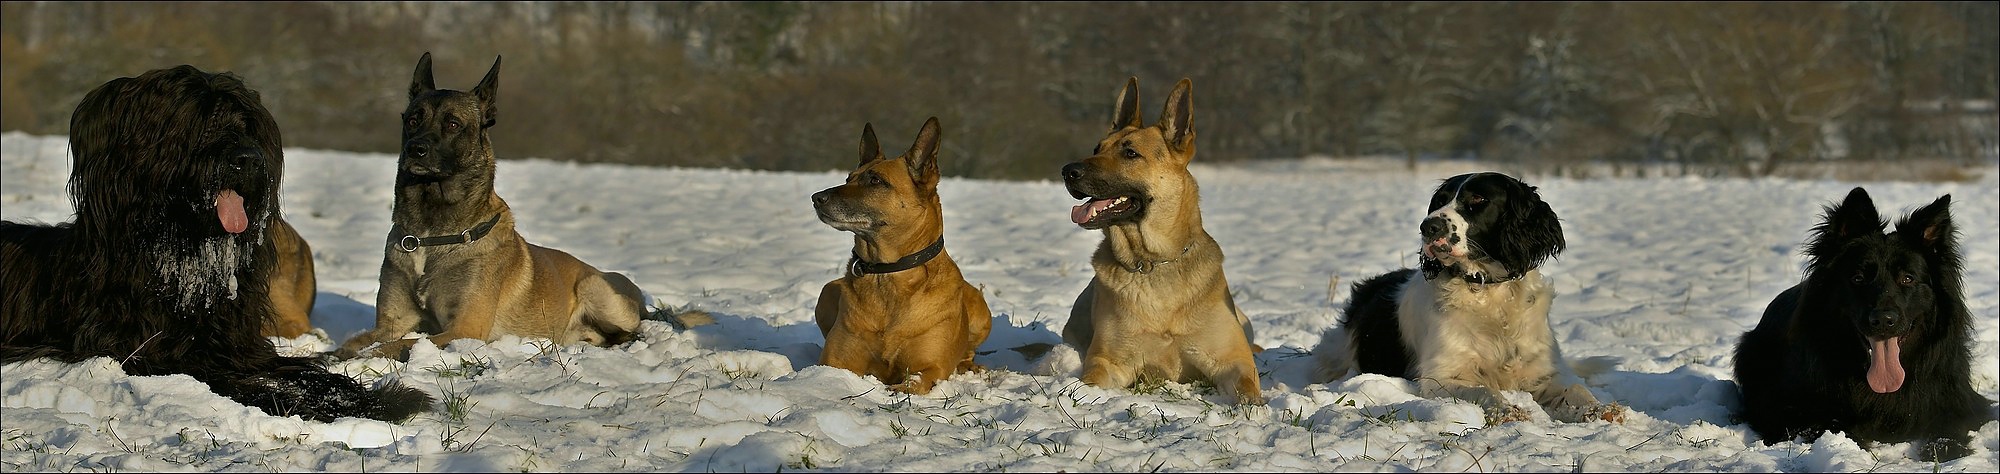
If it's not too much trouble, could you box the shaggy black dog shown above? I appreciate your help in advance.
[0,65,431,423]
[1735,187,1987,461]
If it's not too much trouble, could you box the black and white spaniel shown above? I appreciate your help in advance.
[1312,172,1624,424]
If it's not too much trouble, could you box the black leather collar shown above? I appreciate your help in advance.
[396,213,503,252]
[848,237,945,276]
[1420,255,1524,285]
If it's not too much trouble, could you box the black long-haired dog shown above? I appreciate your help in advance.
[1735,187,1987,461]
[0,65,431,423]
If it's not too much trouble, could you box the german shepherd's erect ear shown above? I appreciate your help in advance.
[409,52,436,100]
[858,123,884,166]
[903,117,942,192]
[1111,76,1143,132]
[1157,78,1194,156]
[472,56,501,129]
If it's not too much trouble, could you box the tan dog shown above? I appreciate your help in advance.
[335,53,651,360]
[263,215,317,338]
[1060,77,1264,405]
[811,117,992,395]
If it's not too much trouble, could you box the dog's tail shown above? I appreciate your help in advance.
[205,357,433,423]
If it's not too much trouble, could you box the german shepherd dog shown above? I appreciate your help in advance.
[1061,77,1264,405]
[0,65,431,422]
[336,53,654,360]
[1735,187,1986,461]
[812,117,993,395]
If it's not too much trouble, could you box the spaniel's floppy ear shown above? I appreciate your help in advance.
[1495,179,1565,275]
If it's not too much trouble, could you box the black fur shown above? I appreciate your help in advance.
[0,65,432,423]
[1734,187,1986,461]
[1426,172,1566,276]
[1340,269,1418,377]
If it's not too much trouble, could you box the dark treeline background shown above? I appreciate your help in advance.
[3,2,1994,180]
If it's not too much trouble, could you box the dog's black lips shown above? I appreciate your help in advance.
[1066,181,1148,230]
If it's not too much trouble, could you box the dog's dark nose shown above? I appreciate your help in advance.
[811,189,831,206]
[1061,162,1085,181]
[1421,216,1449,239]
[408,143,429,158]
[1869,311,1900,329]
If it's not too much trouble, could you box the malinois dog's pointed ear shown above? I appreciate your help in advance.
[1807,187,1884,263]
[473,55,501,128]
[858,123,884,166]
[1158,78,1194,156]
[905,117,942,190]
[410,52,436,100]
[1897,194,1955,254]
[1111,76,1143,132]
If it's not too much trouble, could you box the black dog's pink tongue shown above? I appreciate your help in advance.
[217,189,248,234]
[1867,337,1905,393]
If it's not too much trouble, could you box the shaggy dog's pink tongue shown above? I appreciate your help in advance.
[1866,337,1905,393]
[216,189,248,234]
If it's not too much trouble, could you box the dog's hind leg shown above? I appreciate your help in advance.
[576,272,646,345]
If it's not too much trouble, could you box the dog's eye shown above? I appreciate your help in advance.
[1851,270,1867,285]
[1466,194,1487,206]
[446,120,460,132]
[868,174,886,186]
[1898,272,1915,286]
[404,116,418,128]
[1122,148,1140,159]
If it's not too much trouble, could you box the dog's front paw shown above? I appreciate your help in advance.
[1588,403,1629,424]
[1484,404,1534,425]
[1234,390,1267,406]
[1918,437,1972,462]
[331,347,363,360]
[889,377,936,395]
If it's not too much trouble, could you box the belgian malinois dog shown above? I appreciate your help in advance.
[812,117,993,395]
[336,52,650,360]
[264,216,317,338]
[1061,77,1264,405]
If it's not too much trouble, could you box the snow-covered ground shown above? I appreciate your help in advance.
[3,131,1996,472]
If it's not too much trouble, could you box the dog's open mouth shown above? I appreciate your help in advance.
[1865,336,1905,394]
[1070,195,1142,229]
[216,189,248,234]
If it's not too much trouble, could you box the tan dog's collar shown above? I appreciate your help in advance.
[848,237,945,277]
[1125,243,1194,274]
[396,213,503,252]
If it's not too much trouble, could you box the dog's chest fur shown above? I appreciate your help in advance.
[1397,270,1559,390]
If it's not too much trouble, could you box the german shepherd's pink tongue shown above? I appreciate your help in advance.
[1070,198,1113,225]
[216,189,248,234]
[1867,337,1904,393]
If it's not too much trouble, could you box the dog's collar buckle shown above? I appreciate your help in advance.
[848,237,946,277]
[396,235,422,252]
[396,213,503,253]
